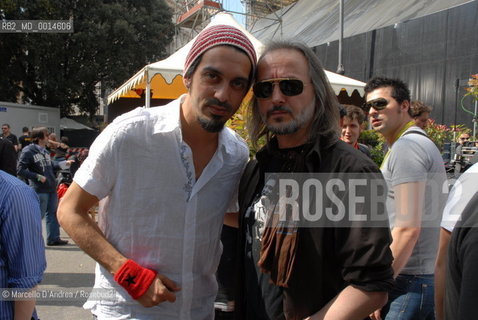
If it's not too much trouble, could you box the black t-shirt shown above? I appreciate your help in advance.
[18,135,32,149]
[243,145,309,320]
[216,225,238,306]
[2,134,18,146]
[0,139,17,176]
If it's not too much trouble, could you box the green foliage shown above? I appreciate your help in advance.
[425,120,469,151]
[424,120,453,151]
[359,129,385,166]
[359,129,382,147]
[0,0,174,119]
[369,142,385,166]
[227,100,265,158]
[227,104,248,145]
[465,74,478,101]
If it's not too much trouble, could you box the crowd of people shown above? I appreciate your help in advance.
[1,24,477,320]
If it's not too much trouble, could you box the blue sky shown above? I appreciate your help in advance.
[222,0,246,26]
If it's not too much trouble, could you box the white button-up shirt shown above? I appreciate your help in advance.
[75,96,248,319]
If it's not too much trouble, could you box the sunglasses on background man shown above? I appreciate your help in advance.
[253,78,305,99]
[362,98,389,113]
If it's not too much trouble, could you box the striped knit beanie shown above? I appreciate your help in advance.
[184,24,257,77]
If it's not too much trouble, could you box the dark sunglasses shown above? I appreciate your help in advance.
[253,78,304,99]
[363,98,389,112]
[460,137,469,140]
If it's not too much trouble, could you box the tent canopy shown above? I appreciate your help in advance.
[60,117,94,130]
[107,12,366,105]
[251,0,473,47]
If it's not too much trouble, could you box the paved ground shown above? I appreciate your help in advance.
[36,225,96,320]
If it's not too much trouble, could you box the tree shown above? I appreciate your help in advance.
[0,0,174,119]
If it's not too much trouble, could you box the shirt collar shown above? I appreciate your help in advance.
[217,127,240,155]
[152,94,185,134]
[256,136,325,166]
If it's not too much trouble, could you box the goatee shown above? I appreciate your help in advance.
[197,98,232,133]
[198,115,225,133]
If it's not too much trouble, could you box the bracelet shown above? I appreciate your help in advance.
[114,259,157,299]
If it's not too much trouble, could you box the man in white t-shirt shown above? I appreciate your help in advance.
[57,25,256,320]
[434,162,478,320]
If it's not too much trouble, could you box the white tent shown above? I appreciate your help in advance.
[107,12,366,108]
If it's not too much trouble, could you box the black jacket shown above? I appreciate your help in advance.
[445,192,478,320]
[235,137,394,320]
[0,139,17,176]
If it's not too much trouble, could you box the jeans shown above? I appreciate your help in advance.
[382,274,435,320]
[37,192,60,243]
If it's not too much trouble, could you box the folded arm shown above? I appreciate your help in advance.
[307,286,387,320]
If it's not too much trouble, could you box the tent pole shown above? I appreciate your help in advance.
[336,0,345,75]
[473,99,477,138]
[146,77,151,108]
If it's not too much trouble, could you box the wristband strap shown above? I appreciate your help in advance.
[114,259,157,299]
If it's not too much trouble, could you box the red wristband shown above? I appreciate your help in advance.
[114,259,158,299]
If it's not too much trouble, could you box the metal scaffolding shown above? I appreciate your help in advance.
[165,0,296,52]
[242,0,296,30]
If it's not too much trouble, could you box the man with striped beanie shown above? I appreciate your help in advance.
[58,24,256,319]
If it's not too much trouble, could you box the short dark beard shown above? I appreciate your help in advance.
[196,98,233,133]
[198,115,225,133]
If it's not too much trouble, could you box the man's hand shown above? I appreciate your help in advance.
[137,274,181,307]
[48,139,60,148]
[369,308,382,320]
[224,212,239,228]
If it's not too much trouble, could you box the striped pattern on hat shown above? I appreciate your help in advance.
[184,24,257,77]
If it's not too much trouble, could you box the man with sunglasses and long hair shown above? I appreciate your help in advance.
[364,77,447,320]
[233,41,394,320]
